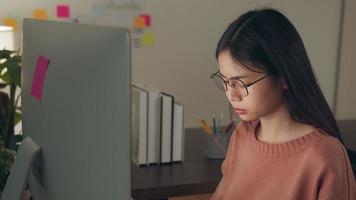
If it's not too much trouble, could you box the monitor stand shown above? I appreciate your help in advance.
[2,137,41,200]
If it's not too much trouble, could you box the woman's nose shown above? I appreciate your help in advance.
[226,87,242,102]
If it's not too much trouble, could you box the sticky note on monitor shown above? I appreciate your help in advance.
[3,18,18,32]
[33,9,48,20]
[57,5,70,18]
[31,56,49,101]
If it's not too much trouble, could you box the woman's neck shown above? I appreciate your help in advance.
[256,102,315,144]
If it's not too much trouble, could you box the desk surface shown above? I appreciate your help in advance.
[131,120,356,200]
[131,128,222,199]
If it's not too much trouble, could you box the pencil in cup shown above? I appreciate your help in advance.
[197,118,226,154]
[208,133,226,154]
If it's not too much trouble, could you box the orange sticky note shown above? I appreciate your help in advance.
[133,16,145,29]
[141,32,154,46]
[3,18,18,32]
[33,9,48,20]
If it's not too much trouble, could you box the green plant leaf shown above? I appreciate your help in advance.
[0,92,10,136]
[14,111,21,126]
[3,58,21,87]
[0,148,15,171]
[0,63,6,81]
[0,50,22,152]
[7,55,21,63]
[0,83,8,89]
[0,49,13,59]
[8,134,17,150]
[14,134,23,143]
[0,125,3,142]
[0,70,10,84]
[0,91,10,113]
[0,63,5,72]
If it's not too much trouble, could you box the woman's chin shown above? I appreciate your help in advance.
[237,114,258,122]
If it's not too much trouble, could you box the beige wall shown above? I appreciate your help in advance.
[134,0,342,128]
[0,0,345,128]
[335,0,356,119]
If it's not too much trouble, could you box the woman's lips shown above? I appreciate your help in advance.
[234,108,246,114]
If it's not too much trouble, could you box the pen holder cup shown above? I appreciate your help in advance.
[204,131,232,159]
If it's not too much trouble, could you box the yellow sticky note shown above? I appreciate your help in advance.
[133,16,145,29]
[3,18,18,32]
[33,9,48,20]
[141,32,154,46]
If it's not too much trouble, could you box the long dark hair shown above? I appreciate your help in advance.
[216,8,343,143]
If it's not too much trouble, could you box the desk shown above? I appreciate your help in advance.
[131,128,222,200]
[131,120,356,200]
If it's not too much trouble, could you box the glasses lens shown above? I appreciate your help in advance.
[211,74,226,91]
[229,79,248,96]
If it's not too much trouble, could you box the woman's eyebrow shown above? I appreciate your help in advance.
[220,72,249,79]
[230,75,250,79]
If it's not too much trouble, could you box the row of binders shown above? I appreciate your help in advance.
[131,84,185,166]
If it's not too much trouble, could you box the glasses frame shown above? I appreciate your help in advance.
[210,71,269,97]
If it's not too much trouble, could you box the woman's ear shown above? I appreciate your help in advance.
[277,78,288,90]
[282,79,288,90]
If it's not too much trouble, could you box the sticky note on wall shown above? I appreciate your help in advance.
[31,56,49,101]
[57,5,70,18]
[141,32,154,46]
[3,18,18,32]
[92,4,106,17]
[140,14,151,27]
[33,9,48,20]
[133,16,145,29]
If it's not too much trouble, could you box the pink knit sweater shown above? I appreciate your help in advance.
[211,120,356,200]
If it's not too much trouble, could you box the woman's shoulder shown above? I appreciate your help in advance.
[308,130,351,171]
[310,130,356,193]
[312,130,346,156]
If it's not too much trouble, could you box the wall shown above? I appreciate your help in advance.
[335,0,356,120]
[133,0,343,127]
[0,0,343,128]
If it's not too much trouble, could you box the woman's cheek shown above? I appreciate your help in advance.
[244,90,269,116]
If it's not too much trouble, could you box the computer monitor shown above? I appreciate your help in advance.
[3,19,131,200]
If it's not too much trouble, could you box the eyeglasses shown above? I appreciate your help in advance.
[210,71,269,97]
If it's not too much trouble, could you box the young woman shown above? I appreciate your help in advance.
[210,8,355,200]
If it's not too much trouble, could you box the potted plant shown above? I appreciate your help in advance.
[0,139,15,193]
[0,49,22,193]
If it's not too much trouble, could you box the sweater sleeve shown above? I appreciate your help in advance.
[317,139,356,200]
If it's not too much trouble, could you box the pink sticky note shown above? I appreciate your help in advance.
[57,5,70,18]
[140,14,151,27]
[31,56,49,101]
